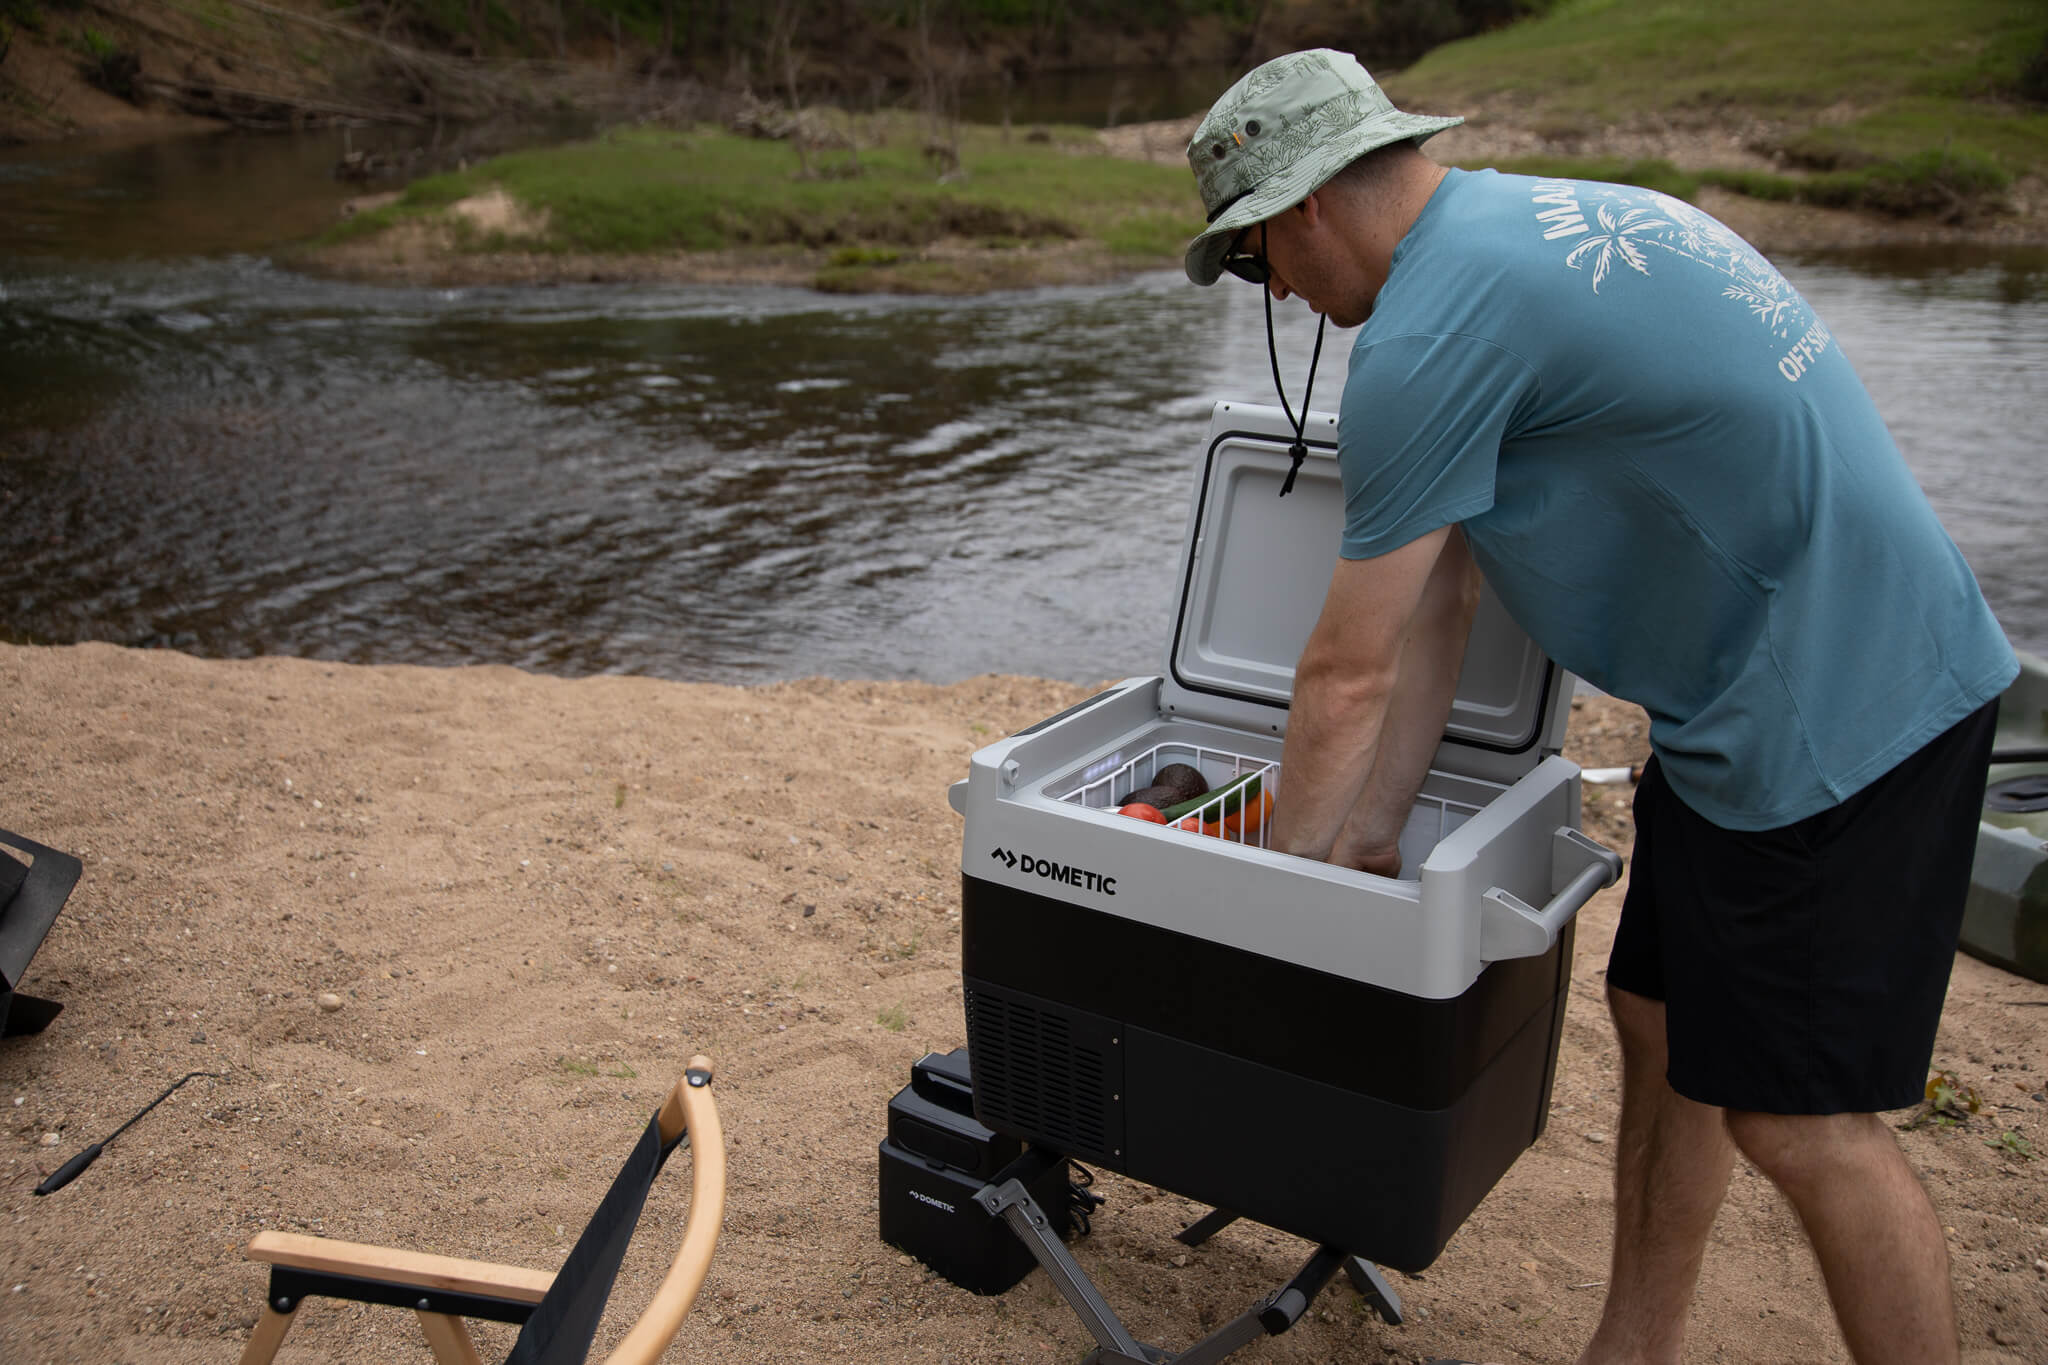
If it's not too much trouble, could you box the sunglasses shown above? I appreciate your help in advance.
[1220,223,1271,284]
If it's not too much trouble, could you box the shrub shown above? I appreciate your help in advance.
[1,0,42,35]
[1850,148,2010,217]
[2018,33,2048,104]
[73,25,143,102]
[1697,168,1804,202]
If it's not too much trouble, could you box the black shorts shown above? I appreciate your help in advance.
[1606,699,1998,1115]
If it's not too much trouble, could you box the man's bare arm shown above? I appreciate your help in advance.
[1267,525,1463,864]
[1328,527,1482,874]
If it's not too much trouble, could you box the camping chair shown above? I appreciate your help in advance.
[0,826,81,1038]
[238,1055,725,1365]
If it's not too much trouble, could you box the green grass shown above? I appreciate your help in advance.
[72,24,117,60]
[827,245,904,267]
[1396,0,2044,119]
[1987,1130,2035,1160]
[322,115,1200,264]
[1393,0,2048,206]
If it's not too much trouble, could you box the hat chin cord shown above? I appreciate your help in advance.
[1262,285,1326,496]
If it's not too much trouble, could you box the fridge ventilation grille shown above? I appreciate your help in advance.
[963,984,1123,1163]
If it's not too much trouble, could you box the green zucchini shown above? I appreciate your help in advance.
[1161,770,1262,823]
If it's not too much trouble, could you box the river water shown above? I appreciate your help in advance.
[3,130,2044,686]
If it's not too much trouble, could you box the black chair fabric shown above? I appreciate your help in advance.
[501,1111,682,1365]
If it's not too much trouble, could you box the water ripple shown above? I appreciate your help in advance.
[3,252,2043,685]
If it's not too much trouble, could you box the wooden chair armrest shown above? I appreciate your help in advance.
[246,1230,554,1304]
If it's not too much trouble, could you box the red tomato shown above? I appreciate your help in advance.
[1117,803,1167,823]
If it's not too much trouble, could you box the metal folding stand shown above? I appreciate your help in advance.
[1173,1207,1405,1326]
[0,828,81,1039]
[975,1150,1403,1365]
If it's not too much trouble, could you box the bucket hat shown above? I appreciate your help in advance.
[1184,49,1463,286]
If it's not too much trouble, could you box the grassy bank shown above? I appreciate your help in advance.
[1391,0,2048,218]
[309,114,1199,291]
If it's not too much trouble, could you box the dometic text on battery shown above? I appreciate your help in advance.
[988,846,1117,896]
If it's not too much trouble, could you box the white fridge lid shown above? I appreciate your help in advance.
[1159,401,1571,779]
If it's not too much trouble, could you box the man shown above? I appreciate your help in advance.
[1180,49,2017,1365]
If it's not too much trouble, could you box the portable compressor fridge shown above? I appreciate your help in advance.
[948,401,1621,1275]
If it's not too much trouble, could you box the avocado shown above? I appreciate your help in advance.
[1150,763,1210,806]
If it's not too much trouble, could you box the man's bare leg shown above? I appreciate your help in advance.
[1577,986,1737,1365]
[1723,1110,1958,1365]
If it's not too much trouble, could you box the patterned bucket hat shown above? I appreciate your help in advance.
[1184,49,1463,286]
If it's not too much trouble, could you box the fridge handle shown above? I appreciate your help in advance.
[1479,828,1623,961]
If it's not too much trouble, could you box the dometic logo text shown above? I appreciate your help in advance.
[989,846,1117,896]
[908,1190,957,1214]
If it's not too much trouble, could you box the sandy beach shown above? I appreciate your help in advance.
[1,642,2043,1364]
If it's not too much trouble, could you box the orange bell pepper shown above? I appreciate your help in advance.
[1176,788,1274,840]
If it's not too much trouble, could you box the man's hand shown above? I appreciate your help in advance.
[1340,846,1404,879]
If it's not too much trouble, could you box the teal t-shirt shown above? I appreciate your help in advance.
[1339,169,2016,830]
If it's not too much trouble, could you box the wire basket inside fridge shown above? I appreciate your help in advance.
[1054,740,1276,845]
[1052,739,1495,864]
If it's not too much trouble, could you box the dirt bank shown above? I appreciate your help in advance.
[2,643,2044,1363]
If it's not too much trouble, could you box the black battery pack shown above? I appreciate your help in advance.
[878,1048,1073,1295]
